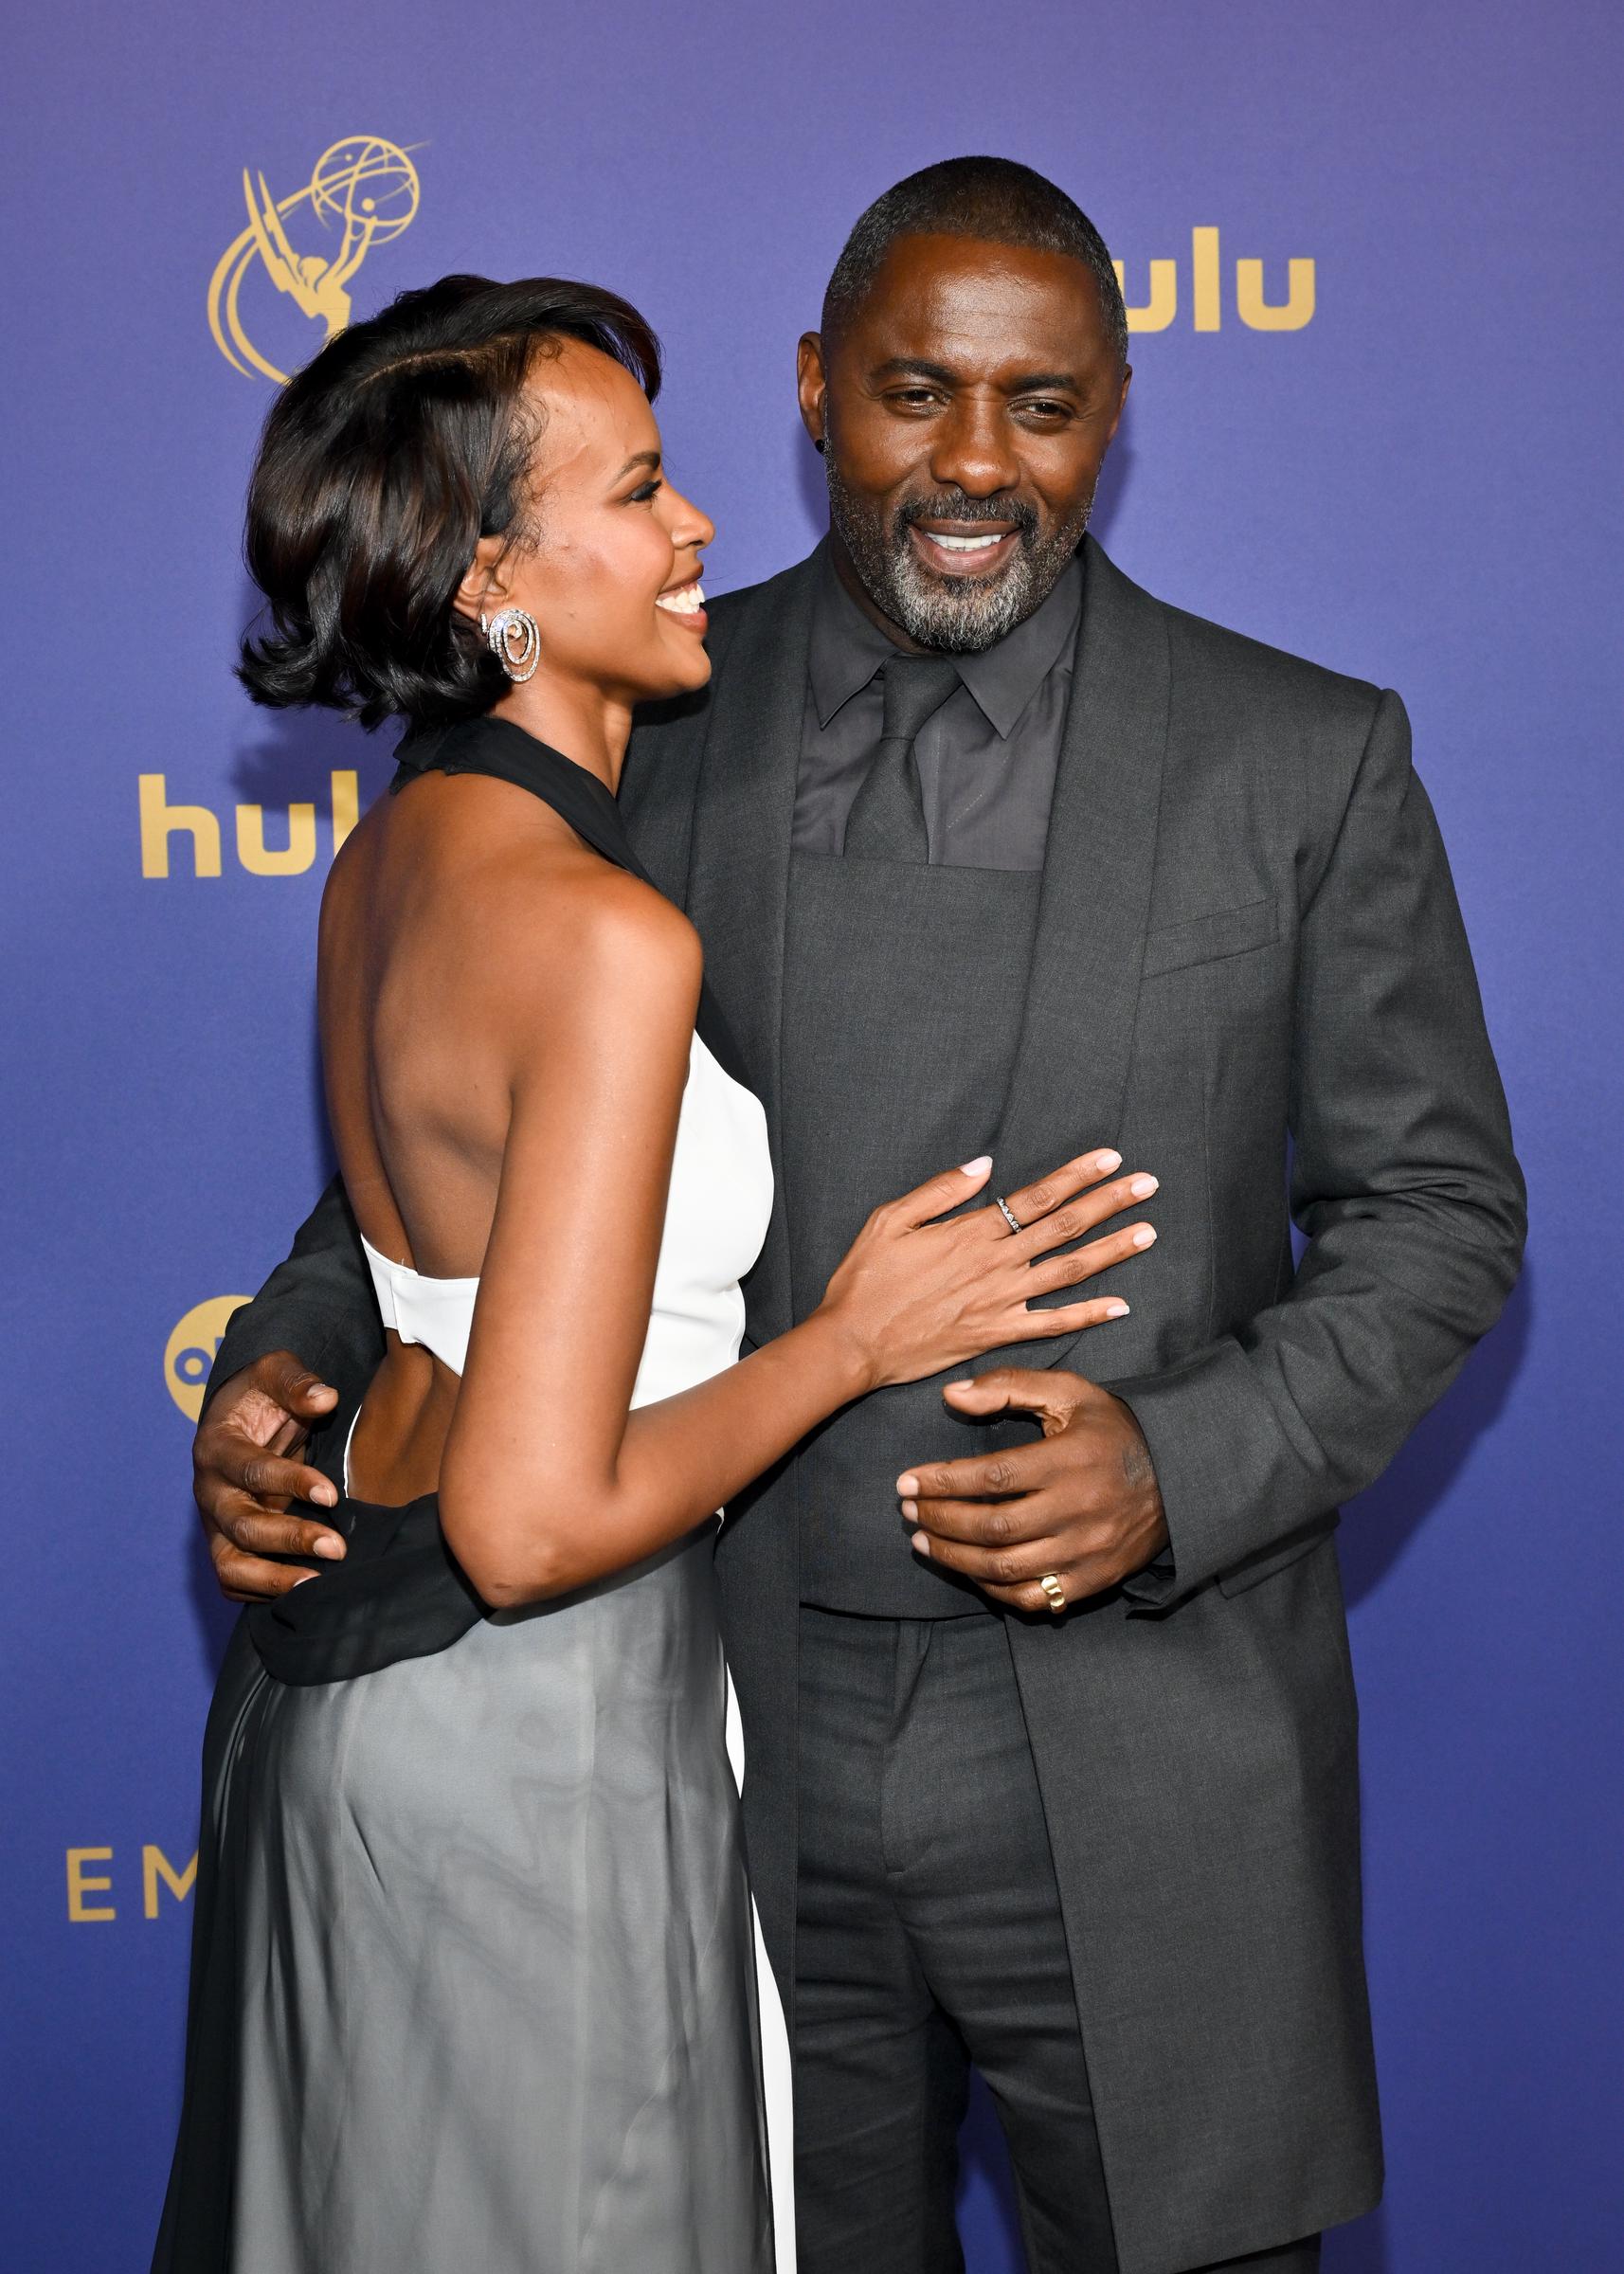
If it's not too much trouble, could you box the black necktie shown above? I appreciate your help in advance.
[841,654,961,863]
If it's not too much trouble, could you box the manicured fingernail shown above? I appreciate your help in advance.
[896,1473,918,1496]
[312,1484,337,1507]
[1128,1174,1159,1198]
[960,1154,992,1176]
[293,1573,319,1587]
[1132,1225,1157,1247]
[900,1499,918,1522]
[911,1533,931,1556]
[1105,1300,1130,1318]
[1094,1150,1122,1173]
[315,1535,344,1559]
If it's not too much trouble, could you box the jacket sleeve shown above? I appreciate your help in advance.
[205,1176,385,1413]
[1113,689,1526,1605]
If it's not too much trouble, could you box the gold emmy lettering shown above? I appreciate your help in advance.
[1236,256,1315,331]
[140,774,223,878]
[143,1845,199,1917]
[66,1848,117,1922]
[140,772,360,881]
[237,801,318,876]
[208,137,422,385]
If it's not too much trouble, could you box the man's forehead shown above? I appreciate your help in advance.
[847,234,1107,359]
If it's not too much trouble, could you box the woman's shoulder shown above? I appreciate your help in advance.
[488,834,703,1045]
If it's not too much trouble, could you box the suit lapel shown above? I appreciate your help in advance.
[686,556,817,1130]
[992,536,1171,1182]
[685,554,818,1339]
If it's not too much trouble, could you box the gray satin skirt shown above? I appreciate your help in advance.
[153,1530,775,2273]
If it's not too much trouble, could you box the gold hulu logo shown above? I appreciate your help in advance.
[1114,227,1315,333]
[139,771,359,877]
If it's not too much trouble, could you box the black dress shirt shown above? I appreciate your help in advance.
[792,547,1083,870]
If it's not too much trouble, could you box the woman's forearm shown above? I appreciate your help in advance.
[439,1135,1146,1608]
[439,1307,872,1606]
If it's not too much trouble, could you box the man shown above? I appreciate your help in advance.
[193,159,1525,2273]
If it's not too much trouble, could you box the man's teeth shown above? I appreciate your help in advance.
[656,583,706,615]
[929,532,1005,552]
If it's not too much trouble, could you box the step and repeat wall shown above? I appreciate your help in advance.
[5,3,1618,2267]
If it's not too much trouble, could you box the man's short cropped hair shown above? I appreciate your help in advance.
[821,155,1129,368]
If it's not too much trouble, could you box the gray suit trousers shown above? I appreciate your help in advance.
[792,1606,1322,2274]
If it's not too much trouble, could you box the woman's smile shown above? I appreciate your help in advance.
[656,574,708,633]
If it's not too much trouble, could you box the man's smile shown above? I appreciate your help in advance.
[906,522,1021,578]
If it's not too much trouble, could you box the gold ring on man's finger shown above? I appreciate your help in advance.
[1038,1572,1067,1615]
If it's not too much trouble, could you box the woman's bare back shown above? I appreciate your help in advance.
[317,763,678,1504]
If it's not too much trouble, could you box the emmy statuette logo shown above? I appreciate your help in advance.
[166,1295,252,1422]
[208,135,422,383]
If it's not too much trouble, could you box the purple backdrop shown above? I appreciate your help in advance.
[4,3,1618,2268]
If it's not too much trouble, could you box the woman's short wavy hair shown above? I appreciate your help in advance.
[238,274,661,730]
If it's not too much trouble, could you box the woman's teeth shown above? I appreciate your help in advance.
[929,532,1005,552]
[656,583,706,615]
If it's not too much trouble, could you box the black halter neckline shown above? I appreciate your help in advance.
[392,713,747,1085]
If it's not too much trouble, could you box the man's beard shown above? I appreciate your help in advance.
[822,441,1093,654]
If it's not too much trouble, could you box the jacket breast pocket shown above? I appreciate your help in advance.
[1142,896,1280,979]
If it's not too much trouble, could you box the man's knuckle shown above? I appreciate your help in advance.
[994,1550,1025,1586]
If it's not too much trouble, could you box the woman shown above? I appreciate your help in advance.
[153,275,1156,2274]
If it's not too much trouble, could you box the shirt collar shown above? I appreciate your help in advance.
[808,543,1083,739]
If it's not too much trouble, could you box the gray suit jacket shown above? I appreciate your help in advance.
[210,538,1524,2272]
